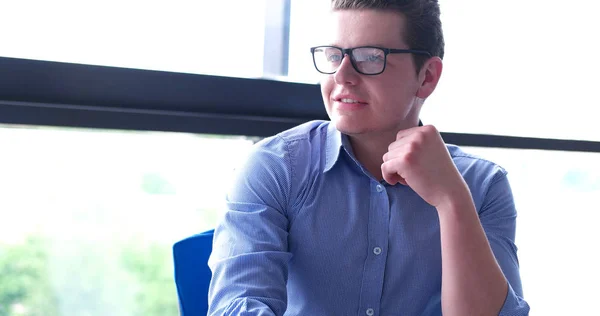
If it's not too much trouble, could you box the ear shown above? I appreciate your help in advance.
[416,57,443,99]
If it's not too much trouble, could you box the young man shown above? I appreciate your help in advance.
[208,0,530,315]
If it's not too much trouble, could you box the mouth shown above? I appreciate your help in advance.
[332,97,368,111]
[333,96,368,105]
[339,98,364,104]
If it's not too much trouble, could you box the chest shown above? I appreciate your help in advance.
[287,168,441,263]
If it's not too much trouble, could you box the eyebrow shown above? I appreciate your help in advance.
[327,44,401,49]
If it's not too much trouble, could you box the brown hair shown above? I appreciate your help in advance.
[331,0,444,72]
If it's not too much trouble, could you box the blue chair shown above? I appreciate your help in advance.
[173,229,214,315]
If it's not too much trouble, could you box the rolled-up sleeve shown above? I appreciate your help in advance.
[479,171,531,315]
[208,136,293,316]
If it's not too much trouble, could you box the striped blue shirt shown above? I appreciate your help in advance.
[208,120,530,315]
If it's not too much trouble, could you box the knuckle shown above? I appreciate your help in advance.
[403,151,415,164]
[407,141,420,153]
[423,124,438,134]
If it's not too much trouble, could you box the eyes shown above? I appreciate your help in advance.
[324,49,385,64]
[311,46,394,75]
[363,54,384,63]
[326,53,343,63]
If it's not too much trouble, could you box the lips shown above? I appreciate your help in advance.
[332,95,368,112]
[340,98,363,104]
[332,94,368,105]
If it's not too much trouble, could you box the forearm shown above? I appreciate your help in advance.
[208,212,291,316]
[209,294,281,316]
[438,193,508,316]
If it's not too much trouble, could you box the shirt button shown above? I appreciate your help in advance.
[373,247,382,255]
[376,185,384,192]
[366,308,375,316]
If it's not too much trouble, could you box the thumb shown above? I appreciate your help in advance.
[382,170,407,186]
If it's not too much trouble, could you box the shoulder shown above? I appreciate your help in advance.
[447,144,511,208]
[448,144,507,178]
[269,120,330,144]
[249,119,330,165]
[235,119,330,178]
[228,120,330,210]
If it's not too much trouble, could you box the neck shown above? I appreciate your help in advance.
[347,130,398,181]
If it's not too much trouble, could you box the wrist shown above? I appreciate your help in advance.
[436,186,475,216]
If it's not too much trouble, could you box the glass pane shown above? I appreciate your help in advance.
[287,0,600,141]
[0,124,255,315]
[464,146,600,316]
[422,0,600,141]
[288,0,330,84]
[0,1,266,78]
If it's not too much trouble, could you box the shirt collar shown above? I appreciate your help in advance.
[323,120,424,174]
[324,122,355,173]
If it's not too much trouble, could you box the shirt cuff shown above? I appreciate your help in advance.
[498,282,531,316]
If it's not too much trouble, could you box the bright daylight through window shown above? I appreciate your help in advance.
[1,0,599,315]
[0,125,254,315]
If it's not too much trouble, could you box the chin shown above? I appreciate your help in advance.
[332,116,373,135]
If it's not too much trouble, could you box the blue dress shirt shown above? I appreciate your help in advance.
[208,120,530,316]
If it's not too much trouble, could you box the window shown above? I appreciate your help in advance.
[3,1,600,314]
[464,146,600,315]
[0,1,267,78]
[287,0,330,84]
[0,124,255,315]
[287,0,600,141]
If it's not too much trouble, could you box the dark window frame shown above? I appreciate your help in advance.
[2,56,599,153]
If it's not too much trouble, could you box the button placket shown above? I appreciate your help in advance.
[358,181,388,316]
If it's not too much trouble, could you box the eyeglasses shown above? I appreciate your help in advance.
[310,45,431,75]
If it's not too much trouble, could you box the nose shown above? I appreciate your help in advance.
[333,54,359,85]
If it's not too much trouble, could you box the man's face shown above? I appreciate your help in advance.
[320,9,428,136]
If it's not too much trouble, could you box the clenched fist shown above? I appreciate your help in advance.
[381,125,471,209]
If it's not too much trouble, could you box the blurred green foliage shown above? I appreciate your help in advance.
[0,236,58,316]
[0,235,179,316]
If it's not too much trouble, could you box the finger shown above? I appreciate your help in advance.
[382,170,407,186]
[382,171,404,186]
[394,125,422,140]
[381,159,408,186]
[383,144,412,162]
[388,133,417,152]
[383,149,401,162]
[384,142,418,163]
